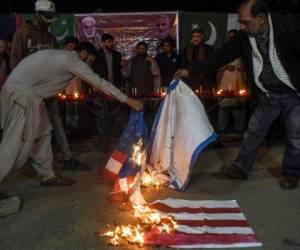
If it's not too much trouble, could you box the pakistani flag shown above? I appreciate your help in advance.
[179,11,228,52]
[49,14,75,44]
[19,14,74,46]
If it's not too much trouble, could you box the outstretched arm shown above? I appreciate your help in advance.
[69,58,143,111]
[176,33,244,79]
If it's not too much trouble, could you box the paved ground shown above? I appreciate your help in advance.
[0,136,300,250]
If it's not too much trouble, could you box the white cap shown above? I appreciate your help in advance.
[35,0,56,12]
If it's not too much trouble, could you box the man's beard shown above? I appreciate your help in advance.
[137,52,147,57]
[37,16,51,29]
[84,31,96,39]
[105,46,114,51]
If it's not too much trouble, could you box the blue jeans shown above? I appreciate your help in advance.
[234,87,300,176]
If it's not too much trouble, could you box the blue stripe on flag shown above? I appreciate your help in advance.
[147,79,179,163]
[118,162,141,178]
[171,132,218,191]
[167,79,180,93]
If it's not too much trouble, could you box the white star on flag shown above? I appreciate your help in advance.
[191,23,200,30]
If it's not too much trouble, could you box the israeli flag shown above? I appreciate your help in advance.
[147,80,217,191]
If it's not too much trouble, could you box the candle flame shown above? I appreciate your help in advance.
[57,92,85,101]
[238,89,247,96]
[73,92,79,99]
[216,89,223,95]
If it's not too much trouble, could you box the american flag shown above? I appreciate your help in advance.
[145,198,262,248]
[102,111,148,203]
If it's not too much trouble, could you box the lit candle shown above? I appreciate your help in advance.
[73,91,79,99]
[216,89,223,96]
[238,89,246,96]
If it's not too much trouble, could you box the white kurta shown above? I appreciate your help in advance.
[0,50,128,181]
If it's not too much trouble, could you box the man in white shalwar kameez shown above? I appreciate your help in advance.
[0,42,142,189]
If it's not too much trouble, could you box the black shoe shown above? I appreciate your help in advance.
[280,175,298,190]
[0,191,9,201]
[63,159,91,171]
[41,176,75,186]
[213,164,248,180]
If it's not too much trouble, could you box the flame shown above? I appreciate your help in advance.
[141,172,160,188]
[73,91,79,99]
[57,92,85,101]
[216,89,223,95]
[133,204,177,233]
[102,224,144,246]
[238,89,247,96]
[57,93,66,100]
[132,139,143,166]
[161,90,167,97]
[101,205,177,246]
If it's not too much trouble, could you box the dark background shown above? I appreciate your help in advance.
[1,0,300,14]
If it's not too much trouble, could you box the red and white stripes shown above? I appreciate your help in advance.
[145,199,262,248]
[102,149,128,182]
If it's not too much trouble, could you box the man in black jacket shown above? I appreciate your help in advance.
[155,36,180,87]
[94,33,123,89]
[181,28,215,91]
[176,0,300,189]
[93,33,125,138]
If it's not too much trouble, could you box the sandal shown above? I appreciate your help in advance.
[41,176,75,187]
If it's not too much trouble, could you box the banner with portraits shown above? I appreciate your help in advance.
[5,11,240,52]
[75,12,178,58]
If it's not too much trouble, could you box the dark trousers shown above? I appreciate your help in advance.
[234,87,300,176]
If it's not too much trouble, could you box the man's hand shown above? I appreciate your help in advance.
[174,69,190,79]
[226,65,235,71]
[126,97,143,111]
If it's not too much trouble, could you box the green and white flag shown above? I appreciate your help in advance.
[49,14,74,44]
[179,11,228,51]
[18,14,74,46]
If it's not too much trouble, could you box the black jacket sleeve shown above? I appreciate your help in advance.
[186,32,245,76]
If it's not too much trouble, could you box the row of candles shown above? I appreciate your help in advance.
[57,87,249,101]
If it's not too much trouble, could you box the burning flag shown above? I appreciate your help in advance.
[147,80,217,191]
[102,198,262,248]
[102,204,178,246]
[102,111,148,204]
[103,80,217,203]
[145,198,262,248]
[101,80,261,248]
